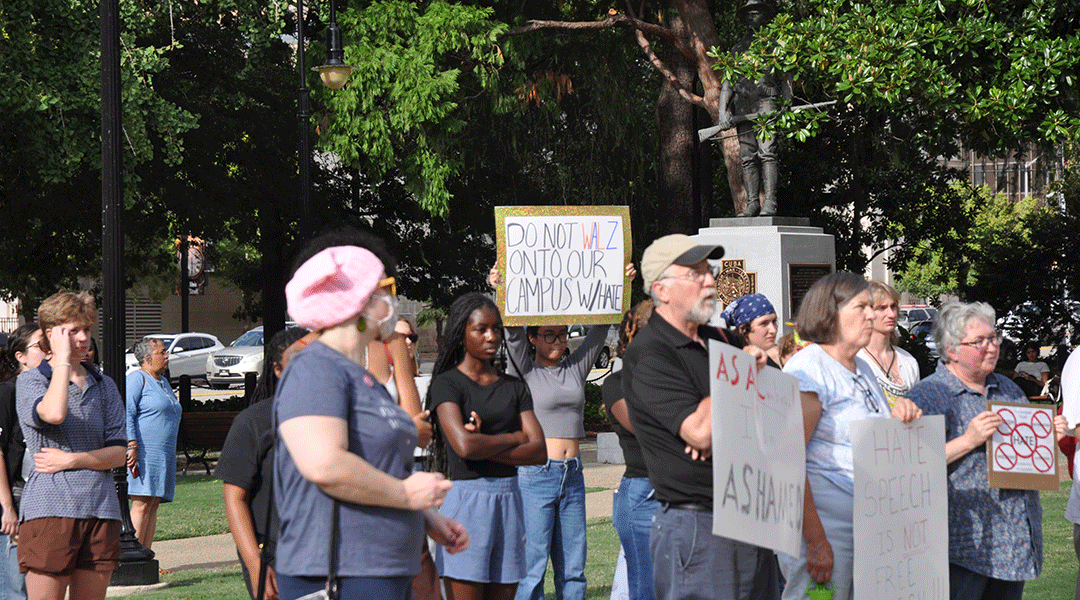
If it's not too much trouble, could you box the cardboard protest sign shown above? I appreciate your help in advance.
[987,401,1059,490]
[710,341,804,557]
[852,416,948,600]
[494,206,631,325]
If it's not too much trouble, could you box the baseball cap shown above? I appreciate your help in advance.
[641,234,724,293]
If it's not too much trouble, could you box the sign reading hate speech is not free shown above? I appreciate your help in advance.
[852,416,948,600]
[495,206,631,325]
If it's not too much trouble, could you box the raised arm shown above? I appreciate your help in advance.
[36,326,75,425]
[567,325,609,381]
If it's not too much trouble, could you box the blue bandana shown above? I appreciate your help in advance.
[720,293,776,327]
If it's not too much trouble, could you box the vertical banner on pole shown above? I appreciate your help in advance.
[710,341,804,557]
[852,416,948,600]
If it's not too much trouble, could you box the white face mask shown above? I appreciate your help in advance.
[365,292,399,340]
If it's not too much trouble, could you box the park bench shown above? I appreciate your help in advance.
[176,411,239,475]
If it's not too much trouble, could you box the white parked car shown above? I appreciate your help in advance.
[124,333,224,383]
[205,325,299,389]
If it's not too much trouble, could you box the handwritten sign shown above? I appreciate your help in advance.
[495,206,631,325]
[710,341,804,557]
[988,401,1059,490]
[852,416,948,600]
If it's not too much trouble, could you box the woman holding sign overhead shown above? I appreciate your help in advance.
[907,302,1066,600]
[489,263,633,600]
[780,272,922,600]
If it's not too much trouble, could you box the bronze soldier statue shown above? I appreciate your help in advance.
[718,0,792,217]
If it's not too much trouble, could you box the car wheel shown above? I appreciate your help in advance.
[594,348,611,369]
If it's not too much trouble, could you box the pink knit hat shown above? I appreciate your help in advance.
[286,246,385,330]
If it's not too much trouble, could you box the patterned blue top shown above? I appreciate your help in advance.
[907,362,1042,581]
[15,362,126,522]
[782,343,891,495]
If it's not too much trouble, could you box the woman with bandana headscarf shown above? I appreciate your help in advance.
[721,293,781,367]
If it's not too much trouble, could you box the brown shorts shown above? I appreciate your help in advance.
[18,517,121,575]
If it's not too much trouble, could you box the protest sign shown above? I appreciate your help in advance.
[494,206,631,325]
[988,401,1059,490]
[852,416,948,600]
[710,341,804,557]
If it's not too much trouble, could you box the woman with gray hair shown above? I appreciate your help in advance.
[780,272,921,600]
[126,337,182,549]
[907,301,1066,600]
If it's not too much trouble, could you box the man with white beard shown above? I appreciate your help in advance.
[622,234,778,600]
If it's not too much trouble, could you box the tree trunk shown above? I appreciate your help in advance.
[656,14,698,235]
[678,0,748,215]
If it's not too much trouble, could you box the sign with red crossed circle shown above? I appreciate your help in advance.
[988,401,1059,491]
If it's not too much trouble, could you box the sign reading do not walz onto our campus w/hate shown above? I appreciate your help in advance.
[495,206,632,326]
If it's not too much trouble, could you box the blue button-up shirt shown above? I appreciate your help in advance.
[908,362,1042,581]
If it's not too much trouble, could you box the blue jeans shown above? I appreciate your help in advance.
[651,505,776,600]
[612,477,659,600]
[0,534,24,600]
[515,457,586,600]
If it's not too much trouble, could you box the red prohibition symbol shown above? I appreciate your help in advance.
[1012,423,1037,458]
[996,408,1016,436]
[995,443,1018,470]
[1033,446,1054,473]
[1031,410,1053,438]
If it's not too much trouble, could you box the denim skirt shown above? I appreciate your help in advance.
[435,476,526,584]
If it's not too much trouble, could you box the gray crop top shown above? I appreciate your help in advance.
[504,325,608,439]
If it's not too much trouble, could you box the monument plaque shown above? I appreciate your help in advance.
[715,259,757,306]
[788,264,832,316]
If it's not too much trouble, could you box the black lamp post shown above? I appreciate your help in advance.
[102,0,159,587]
[266,0,357,370]
[296,0,355,239]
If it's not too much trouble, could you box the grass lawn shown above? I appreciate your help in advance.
[129,476,1080,599]
[113,565,249,600]
[152,474,230,541]
[1024,480,1075,600]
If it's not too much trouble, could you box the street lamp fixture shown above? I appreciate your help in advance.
[313,9,356,90]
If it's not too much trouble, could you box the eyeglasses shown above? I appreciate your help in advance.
[539,331,569,343]
[853,375,881,413]
[26,342,43,351]
[958,334,1002,350]
[378,276,397,297]
[661,266,716,284]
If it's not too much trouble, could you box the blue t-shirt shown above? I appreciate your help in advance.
[273,341,423,578]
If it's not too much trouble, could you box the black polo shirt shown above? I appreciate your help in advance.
[622,311,742,508]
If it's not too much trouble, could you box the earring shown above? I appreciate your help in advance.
[356,318,367,333]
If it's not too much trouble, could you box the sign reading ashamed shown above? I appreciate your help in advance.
[710,341,804,558]
[495,206,631,325]
[852,416,948,600]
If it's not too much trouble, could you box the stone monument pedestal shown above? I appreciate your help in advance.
[693,217,835,332]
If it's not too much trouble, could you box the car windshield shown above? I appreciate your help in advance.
[231,330,263,347]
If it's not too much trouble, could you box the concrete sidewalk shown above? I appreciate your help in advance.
[151,439,624,574]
